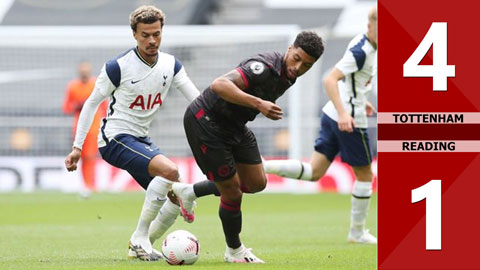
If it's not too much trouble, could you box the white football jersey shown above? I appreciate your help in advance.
[322,33,377,128]
[73,48,199,149]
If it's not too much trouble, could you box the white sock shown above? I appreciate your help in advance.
[350,180,373,235]
[263,160,313,180]
[180,182,198,200]
[227,243,245,254]
[132,177,172,240]
[148,198,180,245]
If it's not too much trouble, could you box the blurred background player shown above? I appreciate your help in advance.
[64,5,199,261]
[263,6,378,244]
[63,61,107,196]
[173,31,324,263]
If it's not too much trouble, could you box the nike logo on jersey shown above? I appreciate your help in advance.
[156,197,167,202]
[131,80,141,84]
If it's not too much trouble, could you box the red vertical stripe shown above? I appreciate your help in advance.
[236,67,249,89]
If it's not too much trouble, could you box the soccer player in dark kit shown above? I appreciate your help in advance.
[173,31,324,263]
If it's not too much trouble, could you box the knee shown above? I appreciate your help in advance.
[353,165,373,181]
[163,164,179,181]
[151,163,179,181]
[245,176,267,193]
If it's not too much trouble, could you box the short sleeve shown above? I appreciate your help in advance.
[174,57,183,76]
[236,60,270,89]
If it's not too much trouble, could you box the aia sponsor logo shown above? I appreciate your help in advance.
[129,93,162,110]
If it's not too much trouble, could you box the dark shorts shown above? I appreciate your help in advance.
[314,114,372,167]
[98,133,163,189]
[184,107,262,182]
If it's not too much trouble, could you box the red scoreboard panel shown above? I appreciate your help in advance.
[379,0,480,269]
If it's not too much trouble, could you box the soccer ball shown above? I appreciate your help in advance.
[162,230,200,265]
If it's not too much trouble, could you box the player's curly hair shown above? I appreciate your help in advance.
[293,31,324,60]
[130,5,165,32]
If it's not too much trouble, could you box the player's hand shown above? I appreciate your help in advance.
[366,101,376,116]
[65,147,81,171]
[338,111,356,133]
[257,100,283,120]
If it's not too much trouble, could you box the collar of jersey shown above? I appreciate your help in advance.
[134,47,158,68]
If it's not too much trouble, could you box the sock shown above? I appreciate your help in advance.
[227,244,246,254]
[219,197,242,249]
[132,177,172,239]
[148,198,180,245]
[193,180,220,197]
[350,180,373,234]
[264,160,313,180]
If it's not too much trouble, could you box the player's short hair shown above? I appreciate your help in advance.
[130,5,165,32]
[368,6,377,22]
[293,31,324,60]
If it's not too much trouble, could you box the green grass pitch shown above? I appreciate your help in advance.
[0,192,376,270]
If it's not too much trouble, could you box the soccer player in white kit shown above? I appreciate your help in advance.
[64,5,199,260]
[264,6,378,244]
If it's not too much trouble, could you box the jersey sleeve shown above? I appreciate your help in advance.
[72,65,115,149]
[236,60,270,89]
[173,63,200,103]
[334,46,364,76]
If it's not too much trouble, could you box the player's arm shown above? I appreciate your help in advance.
[324,67,355,133]
[211,69,283,120]
[366,100,376,116]
[65,66,115,171]
[172,65,200,103]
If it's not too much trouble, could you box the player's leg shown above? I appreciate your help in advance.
[235,162,266,193]
[131,153,184,258]
[337,128,376,244]
[171,180,219,216]
[98,134,173,260]
[231,127,266,194]
[215,174,264,264]
[148,192,180,246]
[348,164,376,244]
[264,114,338,181]
[79,132,98,195]
[263,151,332,181]
[217,128,264,263]
[173,107,226,222]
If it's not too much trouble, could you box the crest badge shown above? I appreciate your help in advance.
[250,62,264,75]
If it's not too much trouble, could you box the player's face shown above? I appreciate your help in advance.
[284,46,316,80]
[134,21,162,58]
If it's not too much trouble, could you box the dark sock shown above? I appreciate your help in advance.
[219,197,242,249]
[193,180,220,197]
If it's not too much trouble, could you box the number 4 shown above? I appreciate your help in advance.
[403,23,455,91]
[411,180,442,250]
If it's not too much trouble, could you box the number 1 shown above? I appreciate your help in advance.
[411,180,442,250]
